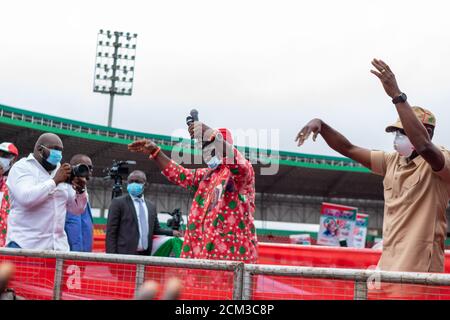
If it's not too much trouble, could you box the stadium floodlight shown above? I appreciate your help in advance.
[93,29,138,127]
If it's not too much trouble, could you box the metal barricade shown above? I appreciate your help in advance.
[0,248,243,300]
[3,248,450,300]
[242,264,450,300]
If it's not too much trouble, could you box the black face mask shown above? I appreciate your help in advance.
[41,159,57,172]
[38,149,57,172]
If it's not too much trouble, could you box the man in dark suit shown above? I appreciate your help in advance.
[106,170,180,256]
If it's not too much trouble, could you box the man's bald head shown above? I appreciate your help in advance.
[70,154,92,167]
[33,133,64,170]
[34,133,63,152]
[127,170,147,184]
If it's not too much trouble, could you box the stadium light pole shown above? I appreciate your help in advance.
[93,30,138,127]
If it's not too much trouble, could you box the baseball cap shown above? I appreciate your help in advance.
[217,128,234,145]
[0,142,19,157]
[385,106,436,133]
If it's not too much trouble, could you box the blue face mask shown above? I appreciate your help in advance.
[41,145,63,166]
[127,183,144,197]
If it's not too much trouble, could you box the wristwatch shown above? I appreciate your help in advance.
[392,93,407,104]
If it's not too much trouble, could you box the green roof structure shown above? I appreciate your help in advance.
[0,103,382,200]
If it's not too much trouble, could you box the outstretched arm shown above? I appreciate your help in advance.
[370,58,445,171]
[128,139,171,171]
[128,139,205,190]
[296,119,371,169]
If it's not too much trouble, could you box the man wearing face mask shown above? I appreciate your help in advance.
[106,170,178,256]
[65,154,94,252]
[296,59,450,273]
[0,142,19,247]
[128,123,258,263]
[5,133,88,251]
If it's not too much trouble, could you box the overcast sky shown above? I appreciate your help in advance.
[1,0,450,157]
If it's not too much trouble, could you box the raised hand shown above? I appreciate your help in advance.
[370,58,402,99]
[295,119,322,147]
[188,122,214,141]
[128,139,159,155]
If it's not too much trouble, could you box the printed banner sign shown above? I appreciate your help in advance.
[352,213,369,249]
[317,202,357,247]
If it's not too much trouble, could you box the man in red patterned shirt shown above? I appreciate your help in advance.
[129,122,258,263]
[0,143,19,247]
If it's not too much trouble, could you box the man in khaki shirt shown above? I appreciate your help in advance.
[296,58,450,273]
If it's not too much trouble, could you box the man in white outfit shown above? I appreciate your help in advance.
[6,133,88,251]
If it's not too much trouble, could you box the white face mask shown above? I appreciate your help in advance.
[0,157,12,172]
[206,156,222,170]
[394,131,415,157]
[203,142,223,170]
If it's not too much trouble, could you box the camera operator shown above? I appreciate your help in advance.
[106,170,180,256]
[164,208,183,231]
[65,154,94,252]
[5,133,88,251]
[103,160,136,199]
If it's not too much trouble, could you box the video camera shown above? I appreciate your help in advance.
[104,160,136,199]
[161,208,184,231]
[104,160,136,179]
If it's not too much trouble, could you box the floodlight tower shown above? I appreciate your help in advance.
[93,30,138,127]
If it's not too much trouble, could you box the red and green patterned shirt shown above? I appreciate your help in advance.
[162,148,258,263]
[0,176,10,247]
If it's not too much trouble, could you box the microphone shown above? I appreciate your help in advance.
[186,109,199,126]
[190,109,199,122]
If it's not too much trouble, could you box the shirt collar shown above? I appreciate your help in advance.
[26,153,36,162]
[398,154,425,167]
[131,194,145,202]
[27,153,60,175]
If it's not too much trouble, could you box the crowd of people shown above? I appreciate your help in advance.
[0,110,260,264]
[0,133,181,257]
[0,59,449,274]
